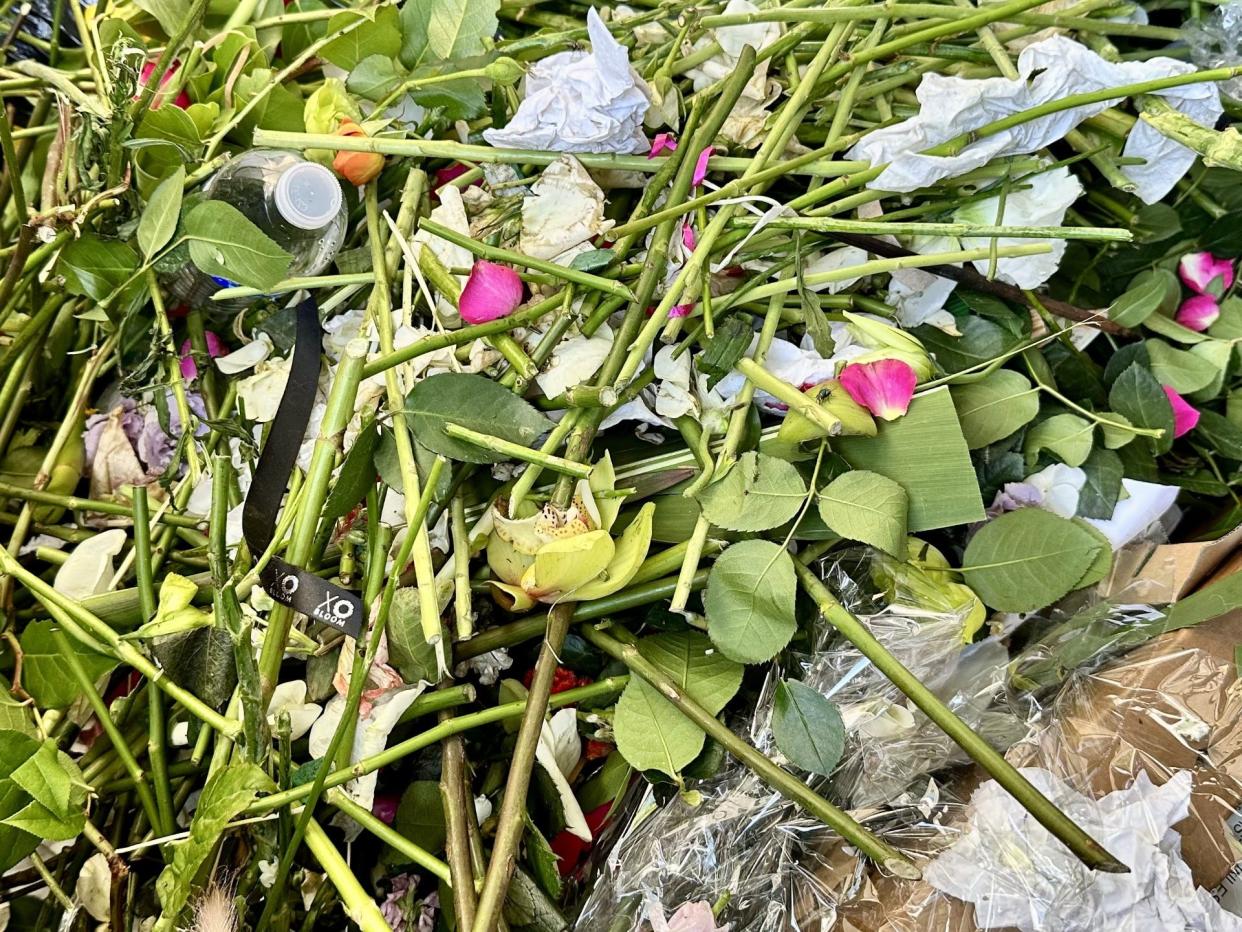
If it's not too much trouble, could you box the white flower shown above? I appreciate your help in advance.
[520,156,615,262]
[536,708,590,841]
[803,246,869,295]
[483,8,650,154]
[258,860,278,889]
[474,795,494,824]
[685,0,781,148]
[848,36,1222,203]
[265,680,322,741]
[534,324,614,399]
[53,529,127,600]
[235,355,293,423]
[1026,463,1087,518]
[213,334,272,375]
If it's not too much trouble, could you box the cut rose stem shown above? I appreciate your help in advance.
[580,623,918,878]
[793,560,1127,873]
[303,817,393,932]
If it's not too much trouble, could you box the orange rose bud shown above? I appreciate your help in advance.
[332,121,384,185]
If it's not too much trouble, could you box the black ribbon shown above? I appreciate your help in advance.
[243,298,364,639]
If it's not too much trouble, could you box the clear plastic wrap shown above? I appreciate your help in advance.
[574,551,1025,931]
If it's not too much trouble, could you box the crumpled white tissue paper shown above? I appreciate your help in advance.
[925,768,1242,931]
[483,8,650,154]
[848,36,1223,203]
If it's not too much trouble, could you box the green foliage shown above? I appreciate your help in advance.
[816,470,908,556]
[697,452,807,532]
[704,540,798,663]
[185,201,293,290]
[20,621,117,710]
[771,680,845,775]
[950,370,1040,449]
[1107,268,1178,327]
[1024,413,1094,467]
[137,167,185,259]
[401,0,500,67]
[394,781,446,854]
[405,373,553,464]
[1109,363,1175,454]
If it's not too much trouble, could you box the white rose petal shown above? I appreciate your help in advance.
[520,156,616,262]
[214,334,273,375]
[75,854,112,923]
[53,529,127,600]
[1026,463,1087,518]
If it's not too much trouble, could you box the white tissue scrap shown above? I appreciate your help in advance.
[848,36,1223,203]
[925,769,1242,932]
[483,8,650,154]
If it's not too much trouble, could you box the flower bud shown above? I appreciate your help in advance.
[332,121,385,185]
[843,312,933,380]
[484,57,526,86]
[777,379,876,444]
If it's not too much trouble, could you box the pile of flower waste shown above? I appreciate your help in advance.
[1,0,1242,928]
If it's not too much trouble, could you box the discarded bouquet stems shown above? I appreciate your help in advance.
[581,623,920,878]
[793,561,1128,874]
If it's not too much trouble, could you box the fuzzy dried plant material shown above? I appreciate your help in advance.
[187,881,238,932]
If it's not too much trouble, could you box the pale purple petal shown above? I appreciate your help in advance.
[692,146,714,186]
[649,133,678,158]
[1163,385,1200,438]
[1178,251,1235,297]
[838,359,917,420]
[1174,294,1220,331]
[459,260,524,325]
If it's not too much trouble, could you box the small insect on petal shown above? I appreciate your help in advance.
[838,359,917,421]
[649,132,678,158]
[692,146,714,186]
[1174,294,1220,332]
[459,260,525,324]
[1163,385,1200,438]
[1178,251,1235,298]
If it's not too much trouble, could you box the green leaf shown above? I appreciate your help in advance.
[697,452,807,532]
[150,626,237,710]
[771,680,845,775]
[394,781,446,855]
[411,80,487,121]
[1098,412,1138,449]
[961,509,1105,612]
[1146,339,1220,394]
[2,799,84,841]
[400,0,498,67]
[20,621,117,710]
[523,813,562,900]
[1071,520,1112,590]
[1024,413,1094,467]
[1109,363,1174,455]
[950,370,1040,449]
[833,388,985,531]
[613,631,744,775]
[697,315,754,389]
[704,540,798,664]
[347,54,406,102]
[11,743,72,819]
[138,167,185,259]
[917,316,1018,374]
[1107,268,1178,327]
[1130,204,1181,244]
[321,7,402,71]
[185,201,293,291]
[156,764,274,929]
[1209,296,1242,341]
[319,421,378,526]
[1194,409,1242,460]
[388,588,440,684]
[568,249,615,272]
[0,730,41,872]
[134,0,191,38]
[0,677,34,736]
[577,752,631,812]
[404,373,553,465]
[816,470,908,556]
[57,235,141,306]
[1078,447,1124,519]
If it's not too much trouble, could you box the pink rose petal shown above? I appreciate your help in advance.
[692,147,713,187]
[649,133,678,158]
[1178,251,1234,298]
[1163,385,1200,438]
[669,304,693,319]
[838,359,917,421]
[138,60,190,110]
[1175,294,1220,331]
[681,222,697,252]
[178,332,225,381]
[459,260,524,324]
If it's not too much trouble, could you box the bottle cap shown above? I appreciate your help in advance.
[274,161,343,230]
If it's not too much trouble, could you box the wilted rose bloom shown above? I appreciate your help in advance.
[1175,294,1220,331]
[459,260,524,324]
[1178,251,1234,297]
[838,359,917,420]
[332,121,385,186]
[1163,385,1200,438]
[372,792,399,825]
[137,60,190,109]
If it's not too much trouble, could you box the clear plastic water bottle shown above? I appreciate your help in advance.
[162,149,348,310]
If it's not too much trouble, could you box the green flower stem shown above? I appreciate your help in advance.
[457,570,710,662]
[452,496,475,641]
[581,624,918,877]
[326,787,453,883]
[136,483,176,836]
[127,0,208,126]
[440,718,477,929]
[1,552,242,737]
[793,560,1127,873]
[51,629,164,833]
[29,854,73,912]
[213,273,374,301]
[303,817,393,932]
[365,178,447,669]
[418,219,634,301]
[736,216,1130,241]
[362,290,566,378]
[734,358,841,433]
[251,128,869,180]
[1036,383,1163,438]
[925,65,1242,158]
[256,339,369,705]
[630,539,723,587]
[246,677,628,815]
[506,411,581,513]
[472,602,571,932]
[397,683,478,726]
[147,272,201,483]
[441,424,593,479]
